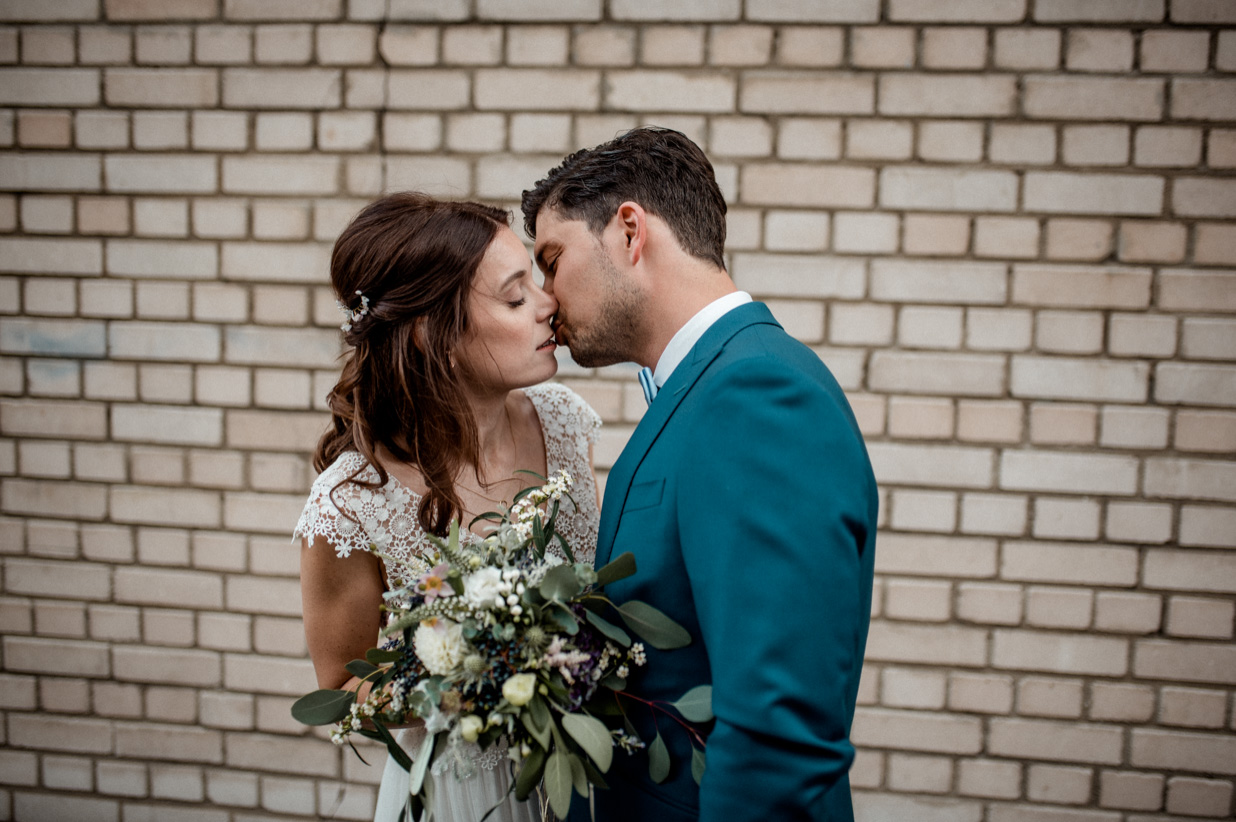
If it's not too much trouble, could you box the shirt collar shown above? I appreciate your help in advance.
[652,291,752,388]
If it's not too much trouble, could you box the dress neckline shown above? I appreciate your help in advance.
[367,387,553,539]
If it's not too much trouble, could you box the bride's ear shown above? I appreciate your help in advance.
[615,201,646,265]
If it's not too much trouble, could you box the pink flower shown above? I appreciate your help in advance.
[418,563,454,603]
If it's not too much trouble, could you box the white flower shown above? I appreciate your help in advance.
[502,673,537,707]
[459,714,483,743]
[463,567,504,610]
[414,620,466,676]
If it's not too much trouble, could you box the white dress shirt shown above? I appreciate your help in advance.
[651,291,752,390]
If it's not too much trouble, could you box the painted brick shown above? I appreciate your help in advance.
[1012,357,1149,404]
[741,164,875,207]
[852,707,984,754]
[104,68,217,107]
[989,718,1123,766]
[110,486,221,528]
[1024,172,1163,216]
[105,155,216,194]
[880,74,1016,117]
[474,68,600,111]
[1131,728,1236,774]
[880,167,1017,212]
[1024,76,1162,121]
[870,352,1004,397]
[1000,450,1139,495]
[1155,363,1236,407]
[740,73,874,114]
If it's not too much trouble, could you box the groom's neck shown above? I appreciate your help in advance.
[635,255,736,370]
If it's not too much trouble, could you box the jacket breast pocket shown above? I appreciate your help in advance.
[623,478,665,513]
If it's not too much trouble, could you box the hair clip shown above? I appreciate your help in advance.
[338,290,370,332]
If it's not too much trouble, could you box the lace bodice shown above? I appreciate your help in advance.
[294,382,601,589]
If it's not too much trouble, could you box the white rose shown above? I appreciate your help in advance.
[414,621,466,676]
[459,714,484,743]
[463,567,504,610]
[502,673,537,707]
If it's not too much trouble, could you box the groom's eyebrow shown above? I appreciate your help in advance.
[534,242,558,273]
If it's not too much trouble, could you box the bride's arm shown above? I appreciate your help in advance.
[300,534,384,695]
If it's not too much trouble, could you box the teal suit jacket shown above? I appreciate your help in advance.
[573,302,877,822]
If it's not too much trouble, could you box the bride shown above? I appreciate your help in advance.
[294,192,602,822]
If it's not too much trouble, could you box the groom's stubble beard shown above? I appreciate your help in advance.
[559,246,646,369]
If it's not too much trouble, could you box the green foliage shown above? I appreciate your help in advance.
[595,551,637,587]
[408,731,436,795]
[290,689,352,726]
[691,747,707,785]
[584,608,631,647]
[648,731,670,784]
[539,564,582,601]
[562,713,614,773]
[672,685,713,722]
[544,750,573,817]
[616,600,692,649]
[344,659,380,680]
[365,648,401,665]
[513,746,546,802]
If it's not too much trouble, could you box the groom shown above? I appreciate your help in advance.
[522,128,877,822]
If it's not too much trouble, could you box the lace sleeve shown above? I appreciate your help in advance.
[292,452,380,559]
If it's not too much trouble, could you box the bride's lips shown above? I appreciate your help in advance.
[536,334,557,351]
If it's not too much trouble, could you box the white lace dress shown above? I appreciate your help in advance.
[294,382,601,822]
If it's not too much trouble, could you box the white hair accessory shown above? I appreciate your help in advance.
[337,290,370,332]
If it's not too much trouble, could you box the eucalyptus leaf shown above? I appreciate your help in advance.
[548,604,579,635]
[408,730,436,796]
[545,751,573,818]
[290,689,353,726]
[584,608,631,647]
[601,672,626,691]
[672,685,713,723]
[579,755,610,790]
[345,659,380,680]
[521,711,551,750]
[595,551,637,587]
[371,719,412,771]
[366,648,402,665]
[540,565,582,602]
[514,746,546,801]
[691,747,706,785]
[617,600,692,649]
[562,713,614,773]
[528,695,551,735]
[569,752,589,796]
[648,731,670,784]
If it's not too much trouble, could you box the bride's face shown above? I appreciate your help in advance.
[454,226,560,394]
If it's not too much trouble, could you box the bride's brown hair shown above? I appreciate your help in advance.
[314,191,509,535]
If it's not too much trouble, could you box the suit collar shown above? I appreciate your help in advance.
[595,302,780,565]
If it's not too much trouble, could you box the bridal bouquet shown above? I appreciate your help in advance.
[292,470,712,821]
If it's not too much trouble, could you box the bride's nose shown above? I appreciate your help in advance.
[534,283,558,321]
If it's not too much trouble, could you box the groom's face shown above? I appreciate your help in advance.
[533,208,644,368]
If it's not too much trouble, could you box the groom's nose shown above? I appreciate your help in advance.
[535,285,558,321]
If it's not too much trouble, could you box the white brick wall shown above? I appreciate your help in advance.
[0,3,1233,820]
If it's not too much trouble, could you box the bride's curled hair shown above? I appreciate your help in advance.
[315,192,509,536]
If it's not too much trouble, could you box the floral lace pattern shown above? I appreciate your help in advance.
[294,382,600,588]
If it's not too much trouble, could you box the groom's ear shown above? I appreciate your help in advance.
[615,201,646,265]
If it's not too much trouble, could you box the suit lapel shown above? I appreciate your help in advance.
[595,302,781,566]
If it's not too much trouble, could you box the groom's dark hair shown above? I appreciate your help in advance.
[521,127,728,270]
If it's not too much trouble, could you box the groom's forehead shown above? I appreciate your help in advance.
[533,211,586,258]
